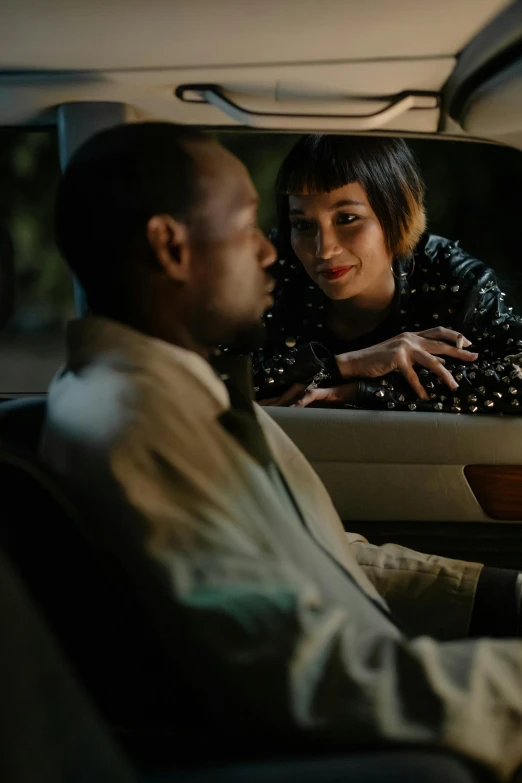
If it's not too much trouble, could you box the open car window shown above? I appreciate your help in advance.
[219,132,522,308]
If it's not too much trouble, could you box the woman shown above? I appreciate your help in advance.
[253,135,522,414]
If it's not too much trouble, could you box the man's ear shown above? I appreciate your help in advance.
[146,214,190,282]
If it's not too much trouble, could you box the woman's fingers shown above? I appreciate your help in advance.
[419,339,478,362]
[414,350,459,390]
[258,397,281,406]
[267,382,307,407]
[294,387,345,408]
[397,362,427,400]
[417,327,472,347]
[399,349,460,399]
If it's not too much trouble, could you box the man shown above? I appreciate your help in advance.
[41,123,522,781]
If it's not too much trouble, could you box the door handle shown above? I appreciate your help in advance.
[176,84,439,131]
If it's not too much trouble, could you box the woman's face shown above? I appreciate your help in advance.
[288,182,392,300]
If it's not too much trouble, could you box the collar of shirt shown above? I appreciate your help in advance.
[66,316,273,468]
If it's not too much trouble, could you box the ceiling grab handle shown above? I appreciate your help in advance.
[176,84,438,131]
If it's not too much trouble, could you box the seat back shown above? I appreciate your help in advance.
[0,396,47,453]
[0,445,221,770]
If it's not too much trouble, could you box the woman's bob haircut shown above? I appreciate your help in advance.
[276,134,426,261]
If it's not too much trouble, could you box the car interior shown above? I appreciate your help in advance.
[1,0,522,781]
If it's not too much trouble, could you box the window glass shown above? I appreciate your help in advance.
[0,129,73,394]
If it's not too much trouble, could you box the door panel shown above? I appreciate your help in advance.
[267,408,522,565]
[267,408,522,523]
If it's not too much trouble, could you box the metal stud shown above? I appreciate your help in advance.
[451,285,460,293]
[485,400,494,407]
[408,403,417,411]
[398,395,406,402]
[468,372,476,380]
[485,369,495,377]
[432,313,439,319]
[493,391,502,398]
[477,386,486,394]
[512,399,520,407]
[468,395,478,403]
[422,283,430,293]
[285,337,297,348]
[455,373,463,381]
[267,377,274,384]
[470,406,478,413]
[387,402,395,409]
[375,390,385,398]
[285,357,296,365]
[509,387,518,395]
[434,402,443,411]
[277,368,284,374]
[503,376,511,383]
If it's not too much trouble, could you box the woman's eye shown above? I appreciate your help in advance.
[336,213,357,225]
[290,219,313,232]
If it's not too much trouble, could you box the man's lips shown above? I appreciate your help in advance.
[319,266,354,281]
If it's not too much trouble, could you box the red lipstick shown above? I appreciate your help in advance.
[319,266,354,281]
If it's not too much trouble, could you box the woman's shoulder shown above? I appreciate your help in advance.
[415,233,495,287]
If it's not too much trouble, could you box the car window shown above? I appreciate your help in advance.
[218,132,522,308]
[0,128,73,395]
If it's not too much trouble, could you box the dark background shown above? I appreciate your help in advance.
[0,127,521,391]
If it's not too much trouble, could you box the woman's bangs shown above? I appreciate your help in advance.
[280,154,356,196]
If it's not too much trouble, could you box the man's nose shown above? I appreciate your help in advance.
[260,232,277,268]
[316,227,342,260]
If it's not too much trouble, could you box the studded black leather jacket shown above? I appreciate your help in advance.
[251,234,522,414]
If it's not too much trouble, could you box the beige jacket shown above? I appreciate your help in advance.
[41,317,522,780]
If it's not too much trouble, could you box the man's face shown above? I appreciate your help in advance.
[182,141,276,349]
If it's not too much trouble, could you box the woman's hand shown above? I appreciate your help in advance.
[259,382,358,408]
[336,328,478,401]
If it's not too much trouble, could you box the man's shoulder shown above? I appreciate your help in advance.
[44,355,141,451]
